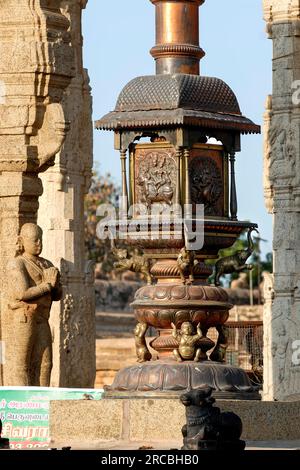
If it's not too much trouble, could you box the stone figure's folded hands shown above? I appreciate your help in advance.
[43,267,59,288]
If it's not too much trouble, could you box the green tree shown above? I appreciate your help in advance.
[84,170,120,278]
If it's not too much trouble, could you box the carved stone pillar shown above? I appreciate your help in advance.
[37,0,95,388]
[263,0,300,400]
[262,272,274,400]
[0,1,75,385]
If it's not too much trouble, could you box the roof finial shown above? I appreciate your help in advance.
[150,0,205,75]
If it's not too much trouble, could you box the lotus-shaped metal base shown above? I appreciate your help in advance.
[104,359,260,400]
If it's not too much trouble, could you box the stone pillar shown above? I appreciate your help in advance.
[263,0,300,400]
[0,1,75,385]
[38,0,95,388]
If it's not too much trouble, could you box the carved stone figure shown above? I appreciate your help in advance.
[189,157,222,216]
[177,248,198,284]
[272,322,289,383]
[134,322,152,363]
[172,322,203,362]
[210,325,229,363]
[137,153,176,210]
[112,243,152,285]
[180,387,245,451]
[214,228,258,286]
[267,123,296,183]
[4,224,62,386]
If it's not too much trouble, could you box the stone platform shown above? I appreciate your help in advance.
[50,398,300,449]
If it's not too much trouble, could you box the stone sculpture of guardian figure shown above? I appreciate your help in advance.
[3,223,62,386]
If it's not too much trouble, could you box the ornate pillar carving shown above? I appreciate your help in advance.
[38,0,95,387]
[0,0,75,385]
[263,0,300,400]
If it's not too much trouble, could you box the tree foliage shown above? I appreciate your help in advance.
[84,170,120,277]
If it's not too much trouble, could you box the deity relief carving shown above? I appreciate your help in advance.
[136,151,176,211]
[63,294,93,354]
[62,292,95,386]
[266,121,296,183]
[189,157,222,216]
[272,321,289,383]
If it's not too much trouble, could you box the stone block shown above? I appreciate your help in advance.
[128,399,185,442]
[50,400,124,444]
[50,398,300,447]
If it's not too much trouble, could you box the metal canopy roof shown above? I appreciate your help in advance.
[96,74,260,134]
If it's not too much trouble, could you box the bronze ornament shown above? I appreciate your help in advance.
[97,0,260,399]
[214,228,258,286]
[172,322,205,362]
[189,156,223,216]
[210,325,229,363]
[112,241,153,286]
[134,322,152,363]
[177,248,198,284]
[136,150,176,212]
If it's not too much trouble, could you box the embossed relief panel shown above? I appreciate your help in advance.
[189,145,227,218]
[131,143,177,211]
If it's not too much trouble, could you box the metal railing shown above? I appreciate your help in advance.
[208,321,263,385]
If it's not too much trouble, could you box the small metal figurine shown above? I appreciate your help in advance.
[172,322,203,362]
[112,241,152,285]
[214,228,258,286]
[177,248,198,284]
[210,325,229,363]
[180,387,245,451]
[134,322,152,363]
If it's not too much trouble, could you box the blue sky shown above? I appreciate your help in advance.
[83,0,272,257]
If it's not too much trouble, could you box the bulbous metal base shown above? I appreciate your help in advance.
[104,360,261,400]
